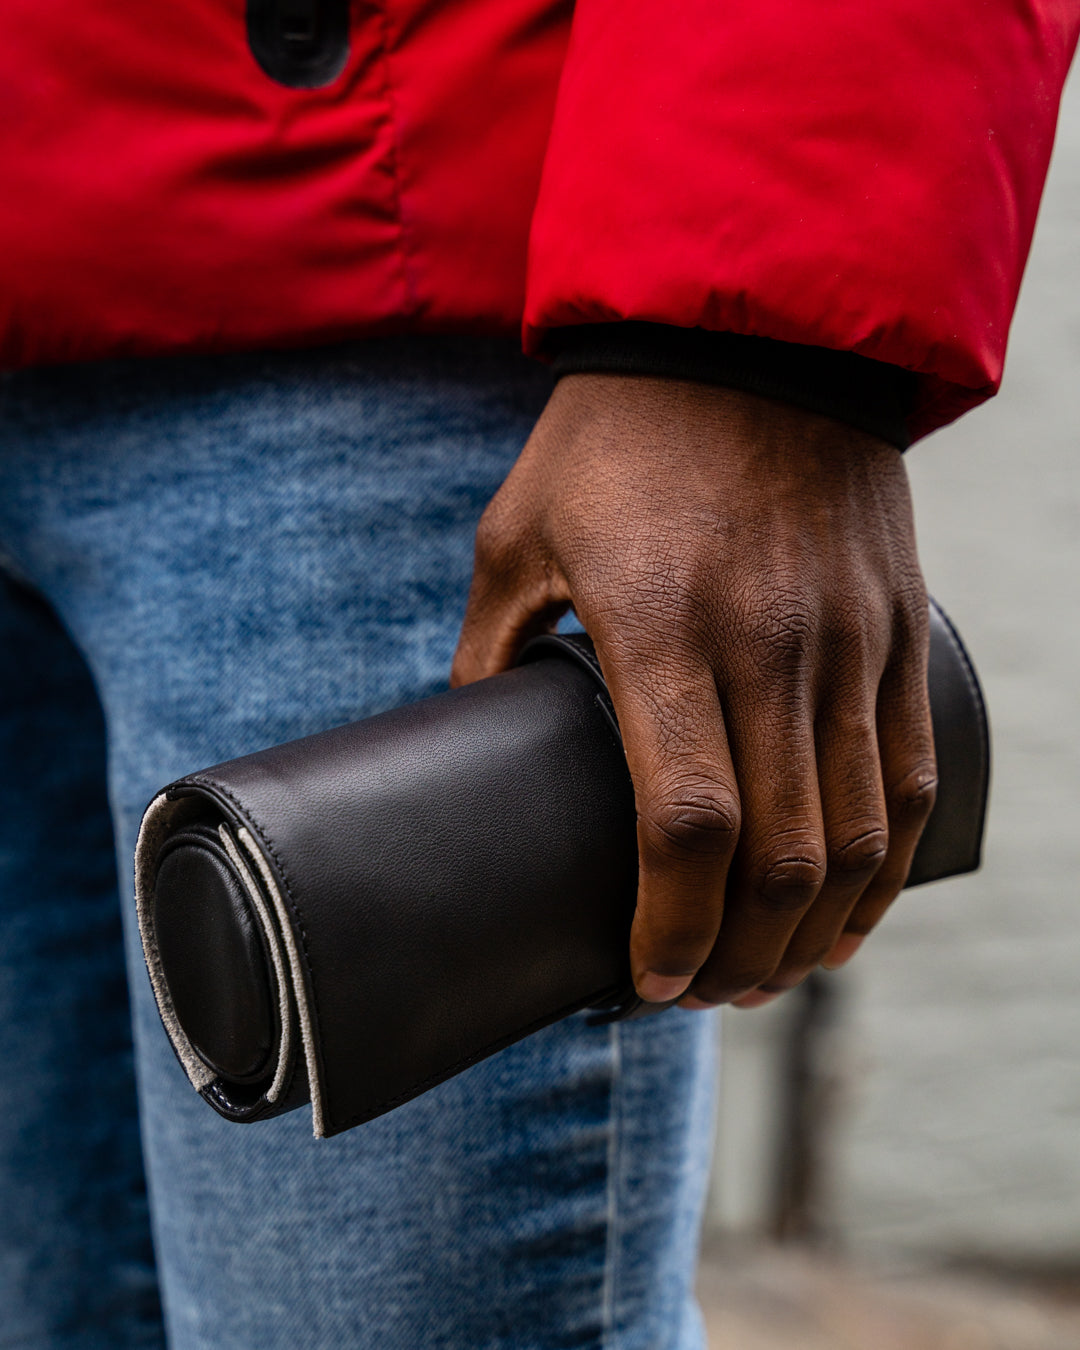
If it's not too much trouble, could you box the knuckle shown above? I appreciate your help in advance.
[828,826,889,880]
[757,852,826,913]
[740,587,819,674]
[473,497,523,573]
[641,909,717,962]
[633,556,707,620]
[888,763,939,823]
[472,515,504,573]
[892,580,931,639]
[638,932,715,993]
[823,596,891,672]
[641,791,741,862]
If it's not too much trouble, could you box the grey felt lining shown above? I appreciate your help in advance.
[134,792,217,1093]
[236,825,327,1138]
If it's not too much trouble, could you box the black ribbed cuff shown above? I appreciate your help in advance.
[546,322,916,450]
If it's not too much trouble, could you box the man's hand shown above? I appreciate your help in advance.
[451,374,937,1008]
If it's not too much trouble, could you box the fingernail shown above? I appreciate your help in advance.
[637,972,693,1004]
[732,989,782,1010]
[822,933,865,970]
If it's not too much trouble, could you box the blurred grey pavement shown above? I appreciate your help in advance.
[701,56,1080,1346]
[698,1243,1080,1350]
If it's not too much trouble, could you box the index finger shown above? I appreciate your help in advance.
[596,636,742,1003]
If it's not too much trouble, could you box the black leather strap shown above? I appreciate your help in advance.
[906,600,990,886]
[135,599,988,1137]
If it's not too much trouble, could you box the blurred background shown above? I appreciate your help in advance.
[697,65,1080,1350]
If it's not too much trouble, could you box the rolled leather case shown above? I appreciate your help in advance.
[135,599,988,1138]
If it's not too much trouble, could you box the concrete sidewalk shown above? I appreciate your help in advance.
[698,1245,1080,1350]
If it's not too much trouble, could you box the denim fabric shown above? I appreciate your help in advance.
[0,339,717,1350]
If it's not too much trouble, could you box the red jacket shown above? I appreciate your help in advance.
[2,0,1077,441]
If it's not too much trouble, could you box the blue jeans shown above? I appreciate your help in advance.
[0,339,716,1350]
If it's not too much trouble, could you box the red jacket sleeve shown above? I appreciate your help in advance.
[523,0,1080,441]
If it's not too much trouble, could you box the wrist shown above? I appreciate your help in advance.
[543,322,917,451]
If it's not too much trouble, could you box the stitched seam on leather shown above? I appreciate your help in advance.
[369,1,421,321]
[329,984,625,1132]
[184,775,328,1135]
[205,1082,241,1113]
[203,1080,276,1123]
[185,779,314,984]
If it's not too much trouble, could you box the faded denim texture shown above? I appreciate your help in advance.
[0,339,715,1349]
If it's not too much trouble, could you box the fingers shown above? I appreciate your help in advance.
[598,639,741,1003]
[686,681,827,1006]
[707,613,935,1008]
[823,641,937,964]
[769,699,889,976]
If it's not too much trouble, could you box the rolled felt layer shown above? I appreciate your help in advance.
[135,616,988,1139]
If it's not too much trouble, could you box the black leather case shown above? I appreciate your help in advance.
[135,601,988,1138]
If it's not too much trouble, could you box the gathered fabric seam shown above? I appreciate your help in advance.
[370,0,422,323]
